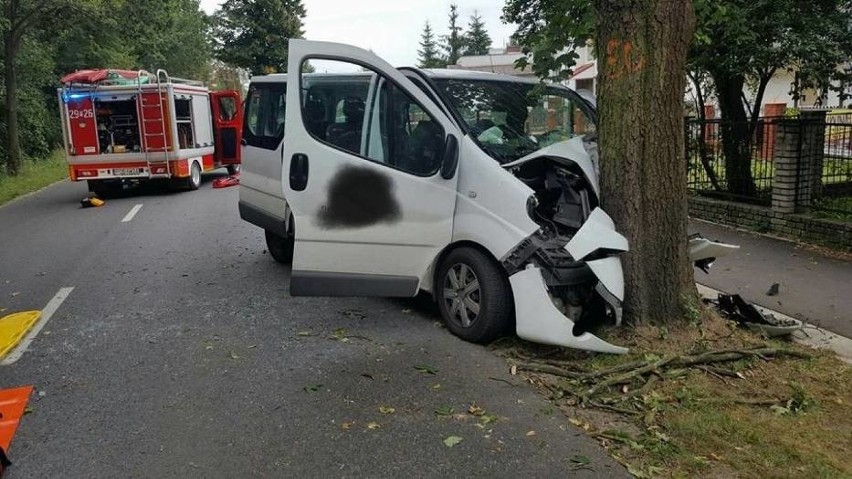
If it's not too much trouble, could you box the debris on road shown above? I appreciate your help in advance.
[80,196,105,208]
[442,435,463,447]
[766,283,780,296]
[713,294,803,336]
[212,175,239,189]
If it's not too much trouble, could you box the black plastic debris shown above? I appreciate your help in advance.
[710,293,802,336]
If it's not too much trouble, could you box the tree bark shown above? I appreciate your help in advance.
[712,73,756,196]
[594,0,697,324]
[4,33,22,176]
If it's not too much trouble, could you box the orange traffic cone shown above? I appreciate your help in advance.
[0,385,33,477]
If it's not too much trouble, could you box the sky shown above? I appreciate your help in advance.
[199,0,517,68]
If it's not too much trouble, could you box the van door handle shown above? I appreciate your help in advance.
[289,153,309,191]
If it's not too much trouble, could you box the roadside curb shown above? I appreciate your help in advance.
[0,178,68,210]
[696,283,852,364]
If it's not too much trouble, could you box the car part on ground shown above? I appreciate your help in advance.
[712,293,803,336]
[688,234,740,273]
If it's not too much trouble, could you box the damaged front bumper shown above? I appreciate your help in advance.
[511,266,628,354]
[506,207,630,354]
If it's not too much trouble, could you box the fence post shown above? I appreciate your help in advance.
[771,120,802,214]
[799,110,827,211]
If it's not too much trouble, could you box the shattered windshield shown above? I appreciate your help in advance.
[432,78,596,164]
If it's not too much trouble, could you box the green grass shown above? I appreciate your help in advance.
[812,196,852,221]
[0,151,68,206]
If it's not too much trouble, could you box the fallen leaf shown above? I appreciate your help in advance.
[361,373,374,380]
[414,364,439,374]
[228,351,240,360]
[510,365,517,375]
[569,454,591,466]
[431,383,442,390]
[367,422,381,430]
[621,385,629,394]
[303,384,323,393]
[340,421,355,430]
[11,292,20,297]
[296,331,315,337]
[467,404,484,416]
[23,406,33,415]
[379,406,396,414]
[332,328,350,342]
[247,344,257,349]
[526,430,536,437]
[568,418,583,427]
[443,435,463,447]
[479,413,498,425]
[434,406,454,417]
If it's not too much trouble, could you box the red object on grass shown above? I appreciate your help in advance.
[212,175,240,188]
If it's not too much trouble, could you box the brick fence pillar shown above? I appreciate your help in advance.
[771,120,802,214]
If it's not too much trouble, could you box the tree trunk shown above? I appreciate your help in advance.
[594,0,697,324]
[4,35,22,176]
[713,74,756,196]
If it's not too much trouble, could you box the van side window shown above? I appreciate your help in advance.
[243,83,286,150]
[300,59,445,177]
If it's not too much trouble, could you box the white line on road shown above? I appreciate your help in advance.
[1,286,75,365]
[122,204,143,223]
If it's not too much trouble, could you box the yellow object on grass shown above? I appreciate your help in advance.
[0,311,41,359]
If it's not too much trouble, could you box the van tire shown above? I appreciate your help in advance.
[437,247,513,344]
[187,161,202,190]
[265,229,294,264]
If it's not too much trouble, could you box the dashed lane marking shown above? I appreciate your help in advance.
[1,287,74,365]
[121,204,143,223]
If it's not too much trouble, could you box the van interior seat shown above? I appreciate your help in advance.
[303,94,327,140]
[405,120,444,173]
[326,97,365,154]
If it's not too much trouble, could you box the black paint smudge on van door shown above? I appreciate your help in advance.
[318,165,402,228]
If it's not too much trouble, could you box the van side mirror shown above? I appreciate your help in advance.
[440,135,459,180]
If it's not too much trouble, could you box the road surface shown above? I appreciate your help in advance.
[0,176,625,477]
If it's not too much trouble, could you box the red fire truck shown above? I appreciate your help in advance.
[58,69,242,195]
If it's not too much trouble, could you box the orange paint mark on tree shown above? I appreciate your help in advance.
[605,39,646,81]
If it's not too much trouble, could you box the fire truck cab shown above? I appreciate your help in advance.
[58,69,242,195]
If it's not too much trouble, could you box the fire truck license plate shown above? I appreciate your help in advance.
[113,168,145,176]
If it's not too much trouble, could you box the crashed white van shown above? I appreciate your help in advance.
[240,40,631,354]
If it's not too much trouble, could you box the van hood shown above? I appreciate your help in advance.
[502,137,600,195]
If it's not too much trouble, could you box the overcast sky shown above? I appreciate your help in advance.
[199,0,517,67]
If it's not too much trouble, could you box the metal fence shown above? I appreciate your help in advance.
[686,114,852,218]
[685,116,788,205]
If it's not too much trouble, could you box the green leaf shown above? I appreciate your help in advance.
[303,384,322,393]
[443,435,463,447]
[434,406,454,417]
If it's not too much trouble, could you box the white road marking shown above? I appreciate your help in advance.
[1,287,75,365]
[122,204,143,223]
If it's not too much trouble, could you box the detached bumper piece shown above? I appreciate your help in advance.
[713,293,803,337]
[511,266,628,354]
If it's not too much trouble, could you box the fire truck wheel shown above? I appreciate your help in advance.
[187,161,202,190]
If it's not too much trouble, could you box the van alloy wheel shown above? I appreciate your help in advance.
[443,264,481,328]
[436,247,512,344]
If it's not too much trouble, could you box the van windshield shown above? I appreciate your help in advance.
[432,78,595,164]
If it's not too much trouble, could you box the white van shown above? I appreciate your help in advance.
[239,40,631,354]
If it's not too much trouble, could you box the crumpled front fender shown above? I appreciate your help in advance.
[511,266,629,354]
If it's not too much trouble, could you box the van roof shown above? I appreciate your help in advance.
[249,68,542,85]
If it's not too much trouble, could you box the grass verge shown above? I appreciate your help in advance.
[0,151,67,206]
[493,314,851,477]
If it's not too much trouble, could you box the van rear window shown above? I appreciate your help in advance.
[244,83,286,150]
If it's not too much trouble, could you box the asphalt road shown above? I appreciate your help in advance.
[0,176,626,478]
[690,220,852,338]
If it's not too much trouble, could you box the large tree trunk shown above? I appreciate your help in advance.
[712,73,756,196]
[594,0,697,324]
[4,34,22,176]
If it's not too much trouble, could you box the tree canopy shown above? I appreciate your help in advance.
[442,3,465,66]
[212,0,305,75]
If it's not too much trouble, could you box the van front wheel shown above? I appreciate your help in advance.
[265,229,294,264]
[437,247,513,344]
